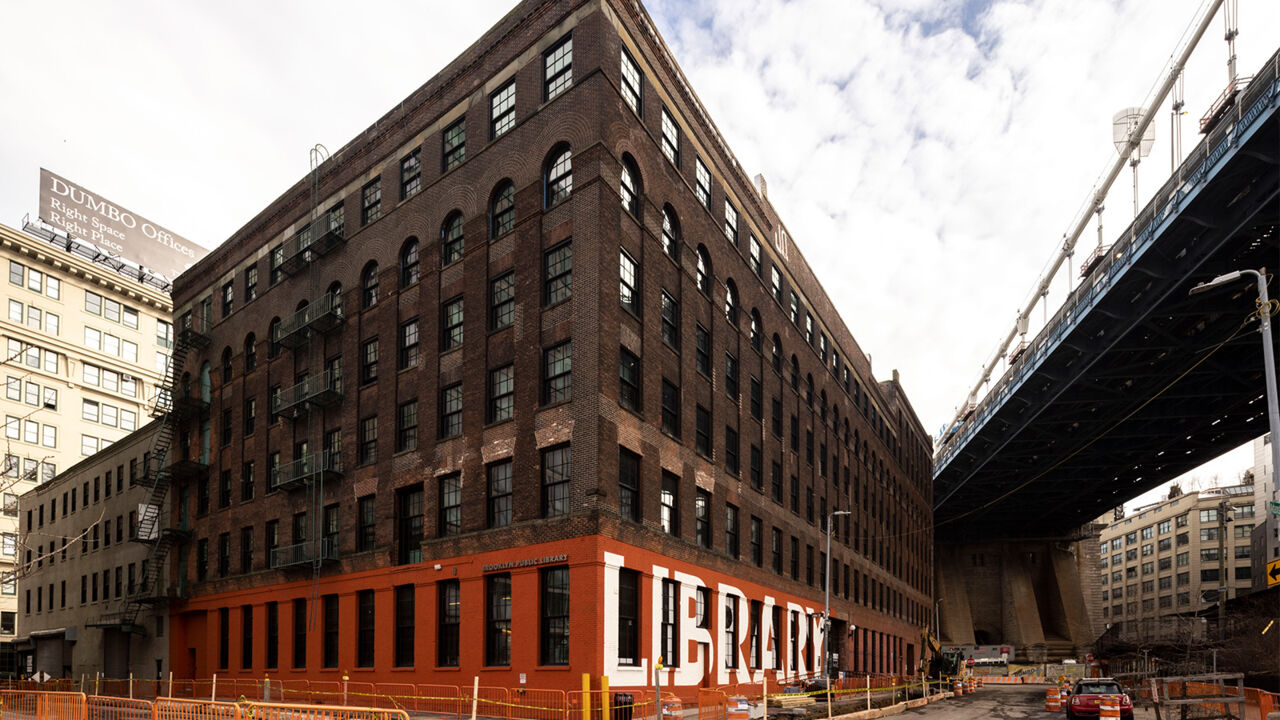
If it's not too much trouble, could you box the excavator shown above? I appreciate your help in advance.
[919,626,963,679]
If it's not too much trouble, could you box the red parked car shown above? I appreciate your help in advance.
[1064,678,1133,720]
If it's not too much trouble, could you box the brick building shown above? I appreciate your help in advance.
[164,0,933,693]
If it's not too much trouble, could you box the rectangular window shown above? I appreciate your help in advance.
[361,178,381,225]
[356,590,374,667]
[724,203,738,244]
[399,149,422,200]
[292,598,306,669]
[489,272,515,330]
[440,384,462,438]
[542,445,571,518]
[661,107,680,166]
[357,495,376,552]
[490,81,516,138]
[240,526,254,574]
[544,35,573,101]
[359,415,378,465]
[442,118,466,171]
[619,249,638,315]
[488,460,513,528]
[695,157,711,207]
[661,579,680,667]
[695,405,712,457]
[695,489,711,548]
[620,49,641,114]
[398,319,420,369]
[725,426,739,476]
[541,567,570,665]
[749,236,762,275]
[661,293,680,350]
[265,602,278,669]
[241,605,253,669]
[438,580,461,667]
[619,447,640,523]
[771,528,783,573]
[396,399,418,452]
[542,341,572,404]
[661,471,679,536]
[486,574,512,666]
[488,366,514,423]
[361,338,379,384]
[723,594,739,669]
[438,474,461,538]
[394,584,415,668]
[725,503,740,557]
[441,297,464,351]
[661,380,680,437]
[695,325,710,375]
[617,568,639,666]
[544,241,572,305]
[315,594,338,668]
[397,484,425,563]
[218,608,230,669]
[245,265,259,302]
[619,348,641,412]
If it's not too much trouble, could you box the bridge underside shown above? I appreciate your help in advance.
[935,78,1280,543]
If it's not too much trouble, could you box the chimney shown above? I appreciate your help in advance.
[754,173,767,198]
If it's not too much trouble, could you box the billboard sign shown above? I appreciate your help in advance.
[38,168,208,279]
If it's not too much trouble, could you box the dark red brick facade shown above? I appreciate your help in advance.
[167,0,933,692]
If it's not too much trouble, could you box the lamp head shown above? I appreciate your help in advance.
[1189,270,1245,296]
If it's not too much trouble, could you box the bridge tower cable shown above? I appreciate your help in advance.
[941,0,1228,444]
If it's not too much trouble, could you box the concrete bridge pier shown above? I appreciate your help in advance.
[935,536,1101,661]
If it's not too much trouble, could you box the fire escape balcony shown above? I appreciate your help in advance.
[168,453,210,484]
[280,212,346,276]
[272,371,342,416]
[273,293,345,350]
[270,538,338,569]
[177,314,212,349]
[269,451,344,493]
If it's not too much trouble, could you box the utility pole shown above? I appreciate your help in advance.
[1216,499,1229,642]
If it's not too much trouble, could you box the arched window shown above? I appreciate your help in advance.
[833,405,840,432]
[695,246,711,294]
[244,333,257,373]
[620,154,641,218]
[820,390,828,422]
[771,334,782,373]
[441,214,464,266]
[806,374,814,406]
[268,318,282,359]
[790,355,799,390]
[750,309,762,350]
[400,238,420,288]
[661,205,680,260]
[723,280,738,324]
[221,347,233,383]
[362,262,379,309]
[491,181,515,238]
[545,144,573,207]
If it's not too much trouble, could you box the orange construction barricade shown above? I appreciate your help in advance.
[1045,688,1061,712]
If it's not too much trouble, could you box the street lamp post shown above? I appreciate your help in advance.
[1190,267,1280,672]
[824,510,852,681]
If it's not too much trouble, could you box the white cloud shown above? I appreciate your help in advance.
[0,0,1274,487]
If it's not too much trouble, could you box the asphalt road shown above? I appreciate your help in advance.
[902,685,1150,719]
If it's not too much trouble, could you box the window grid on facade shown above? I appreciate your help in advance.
[491,183,515,237]
[619,448,640,523]
[487,461,513,528]
[619,348,641,412]
[544,241,572,305]
[441,214,464,266]
[491,81,516,138]
[619,249,638,315]
[544,36,573,100]
[400,150,421,199]
[440,384,463,438]
[661,293,680,350]
[361,178,381,225]
[542,342,572,405]
[541,445,570,518]
[490,272,515,330]
[442,298,464,351]
[442,119,466,171]
[489,365,514,424]
[620,49,641,113]
[546,148,572,206]
[660,108,680,166]
[486,574,512,666]
[540,567,570,665]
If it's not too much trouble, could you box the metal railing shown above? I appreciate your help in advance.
[270,538,338,569]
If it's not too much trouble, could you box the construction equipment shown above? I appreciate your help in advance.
[920,626,963,679]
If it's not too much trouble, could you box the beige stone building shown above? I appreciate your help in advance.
[0,220,173,676]
[1095,482,1256,644]
[16,422,170,680]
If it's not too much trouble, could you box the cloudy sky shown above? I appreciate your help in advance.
[1,0,1275,501]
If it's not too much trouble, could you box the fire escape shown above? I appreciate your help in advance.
[268,150,345,572]
[94,305,212,632]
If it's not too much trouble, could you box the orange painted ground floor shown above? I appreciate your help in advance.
[169,536,921,693]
